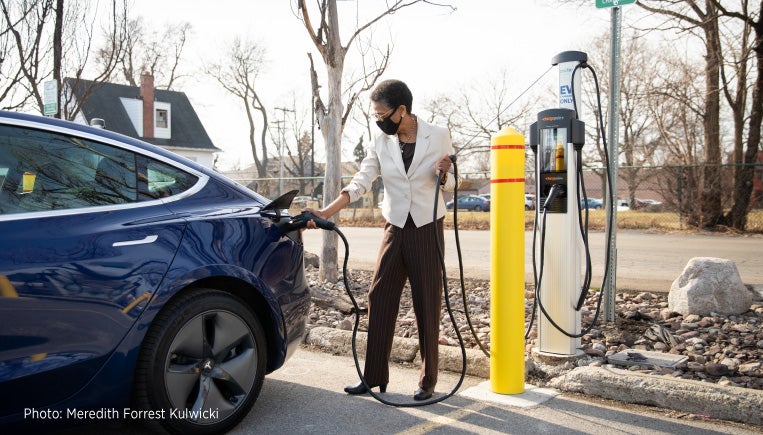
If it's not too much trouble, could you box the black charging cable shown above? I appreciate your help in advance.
[439,156,491,358]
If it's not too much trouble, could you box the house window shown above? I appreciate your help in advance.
[156,109,168,128]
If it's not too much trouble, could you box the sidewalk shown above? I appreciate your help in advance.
[304,326,763,428]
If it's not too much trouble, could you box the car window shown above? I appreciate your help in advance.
[0,125,201,215]
[0,125,137,214]
[137,157,198,200]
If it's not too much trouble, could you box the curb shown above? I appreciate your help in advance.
[304,326,490,378]
[550,365,763,426]
[304,326,763,427]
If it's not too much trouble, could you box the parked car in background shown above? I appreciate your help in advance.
[580,198,604,209]
[637,198,663,206]
[292,195,319,209]
[446,195,490,212]
[477,193,533,210]
[0,111,311,433]
[525,193,535,210]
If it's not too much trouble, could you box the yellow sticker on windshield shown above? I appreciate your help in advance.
[22,172,36,193]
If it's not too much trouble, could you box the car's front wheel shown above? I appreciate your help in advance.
[133,289,266,434]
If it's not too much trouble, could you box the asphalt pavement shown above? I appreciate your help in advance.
[60,342,763,434]
[301,228,763,291]
[230,347,760,434]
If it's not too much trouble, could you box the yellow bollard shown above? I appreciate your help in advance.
[490,126,525,394]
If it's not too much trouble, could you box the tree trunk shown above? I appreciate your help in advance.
[52,0,64,119]
[319,1,345,283]
[699,1,723,228]
[727,22,763,229]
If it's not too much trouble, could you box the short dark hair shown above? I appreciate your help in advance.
[370,79,413,114]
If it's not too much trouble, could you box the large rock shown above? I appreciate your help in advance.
[304,251,320,268]
[668,257,752,316]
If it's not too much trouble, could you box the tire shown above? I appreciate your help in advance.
[133,289,267,435]
[473,205,482,212]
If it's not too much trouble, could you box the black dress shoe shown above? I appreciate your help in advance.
[344,381,387,395]
[413,386,434,401]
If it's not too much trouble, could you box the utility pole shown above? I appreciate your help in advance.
[274,107,295,194]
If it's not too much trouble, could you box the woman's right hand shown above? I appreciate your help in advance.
[303,207,328,230]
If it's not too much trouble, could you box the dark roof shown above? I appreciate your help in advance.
[65,78,219,151]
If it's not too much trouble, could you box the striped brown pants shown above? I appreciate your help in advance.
[361,215,444,390]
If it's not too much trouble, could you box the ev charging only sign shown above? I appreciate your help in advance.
[596,0,635,7]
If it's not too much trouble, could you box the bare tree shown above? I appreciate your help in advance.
[205,37,270,182]
[297,0,454,281]
[1,0,56,113]
[711,0,763,230]
[648,52,706,221]
[637,0,725,228]
[59,0,127,121]
[1,0,127,120]
[270,95,319,196]
[100,15,192,90]
[579,32,664,208]
[426,69,537,173]
[0,2,29,110]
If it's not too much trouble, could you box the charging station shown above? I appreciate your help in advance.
[529,51,587,357]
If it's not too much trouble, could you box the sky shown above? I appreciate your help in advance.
[128,1,636,170]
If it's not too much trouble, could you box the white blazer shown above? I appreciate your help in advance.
[342,118,458,228]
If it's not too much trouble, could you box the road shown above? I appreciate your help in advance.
[302,228,763,291]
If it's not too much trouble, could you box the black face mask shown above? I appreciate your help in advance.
[376,116,400,135]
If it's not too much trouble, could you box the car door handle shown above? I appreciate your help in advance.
[113,235,159,247]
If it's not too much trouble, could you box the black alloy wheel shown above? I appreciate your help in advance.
[133,289,267,434]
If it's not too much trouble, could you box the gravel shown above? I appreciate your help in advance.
[305,266,763,390]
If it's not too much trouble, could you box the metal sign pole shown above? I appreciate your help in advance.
[604,6,621,322]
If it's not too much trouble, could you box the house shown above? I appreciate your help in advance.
[65,72,219,168]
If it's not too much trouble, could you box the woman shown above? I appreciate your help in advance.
[306,79,458,401]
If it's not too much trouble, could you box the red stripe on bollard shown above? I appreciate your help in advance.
[491,145,525,150]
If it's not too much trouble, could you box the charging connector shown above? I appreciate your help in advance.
[277,211,336,232]
[543,184,565,211]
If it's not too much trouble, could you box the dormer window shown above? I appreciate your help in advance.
[156,109,168,128]
[153,102,171,139]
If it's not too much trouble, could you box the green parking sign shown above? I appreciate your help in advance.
[596,0,636,8]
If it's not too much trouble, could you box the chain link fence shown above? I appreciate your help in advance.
[575,163,763,233]
[222,162,763,233]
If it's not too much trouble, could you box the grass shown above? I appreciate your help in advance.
[329,207,763,234]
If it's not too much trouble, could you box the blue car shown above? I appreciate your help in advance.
[446,195,490,212]
[580,198,604,209]
[0,111,311,433]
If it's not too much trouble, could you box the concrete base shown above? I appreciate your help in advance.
[460,381,559,408]
[531,347,586,365]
